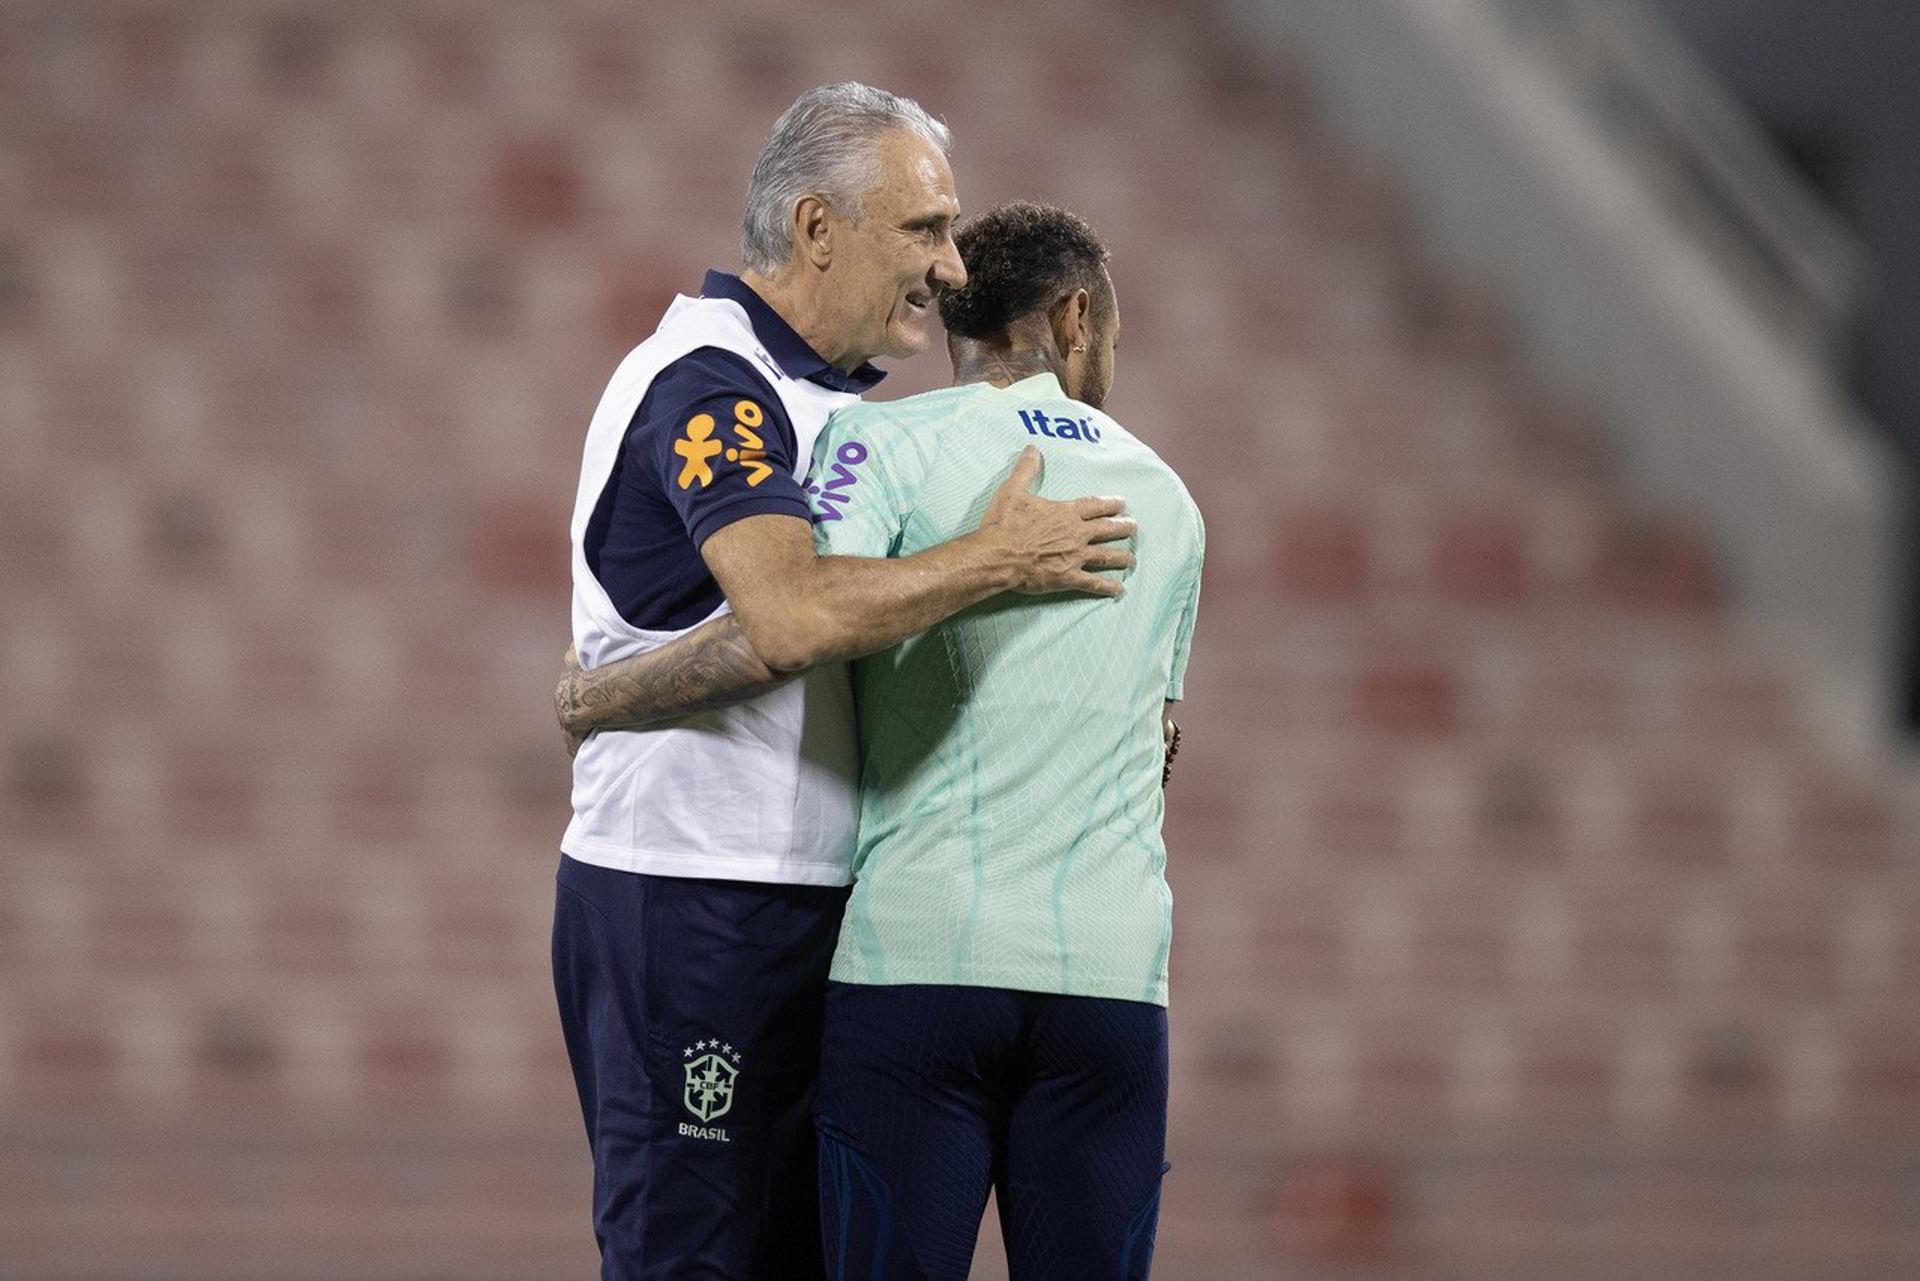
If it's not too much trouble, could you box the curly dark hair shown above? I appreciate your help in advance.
[937,201,1111,340]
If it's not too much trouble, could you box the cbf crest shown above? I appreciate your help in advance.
[682,1039,743,1123]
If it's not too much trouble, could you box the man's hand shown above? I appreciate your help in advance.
[972,446,1134,598]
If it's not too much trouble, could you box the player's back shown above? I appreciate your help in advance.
[809,373,1204,1005]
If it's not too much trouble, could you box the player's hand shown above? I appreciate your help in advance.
[977,446,1134,598]
[556,646,589,758]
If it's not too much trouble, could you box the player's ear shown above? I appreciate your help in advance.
[795,194,833,270]
[1049,288,1092,358]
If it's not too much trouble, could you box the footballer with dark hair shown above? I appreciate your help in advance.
[940,200,1120,411]
[560,202,1204,1279]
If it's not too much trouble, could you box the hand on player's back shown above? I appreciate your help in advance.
[975,446,1135,598]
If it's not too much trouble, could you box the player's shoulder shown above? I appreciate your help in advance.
[1075,401,1168,470]
[830,384,972,429]
[651,345,781,409]
[631,346,787,444]
[818,386,972,458]
[1086,408,1204,532]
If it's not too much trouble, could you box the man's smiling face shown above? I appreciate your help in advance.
[825,128,965,365]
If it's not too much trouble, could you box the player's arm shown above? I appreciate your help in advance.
[554,455,1126,744]
[556,350,1130,744]
[555,619,780,755]
[700,445,1130,674]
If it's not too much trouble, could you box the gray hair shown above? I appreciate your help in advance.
[740,82,954,275]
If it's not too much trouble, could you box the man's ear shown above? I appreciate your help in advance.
[1049,287,1092,356]
[795,195,833,269]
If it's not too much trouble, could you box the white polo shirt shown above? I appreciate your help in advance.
[561,273,873,885]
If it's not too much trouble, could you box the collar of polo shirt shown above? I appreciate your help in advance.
[701,271,887,395]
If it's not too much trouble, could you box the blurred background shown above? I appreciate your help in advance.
[3,0,1917,1277]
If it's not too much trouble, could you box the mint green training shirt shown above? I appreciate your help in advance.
[809,373,1204,1006]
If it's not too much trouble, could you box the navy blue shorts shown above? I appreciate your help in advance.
[552,854,850,1280]
[815,982,1170,1281]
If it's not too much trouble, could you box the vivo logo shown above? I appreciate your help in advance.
[807,440,869,523]
[1017,409,1101,443]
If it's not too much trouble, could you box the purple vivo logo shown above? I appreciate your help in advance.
[807,440,869,523]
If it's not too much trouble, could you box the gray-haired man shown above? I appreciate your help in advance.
[552,83,1134,1279]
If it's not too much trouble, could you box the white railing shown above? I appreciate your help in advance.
[1490,0,1864,358]
[1225,0,1902,744]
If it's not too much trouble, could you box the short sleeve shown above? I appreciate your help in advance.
[807,410,923,560]
[637,350,812,548]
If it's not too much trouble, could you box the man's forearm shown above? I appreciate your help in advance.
[556,613,790,739]
[702,457,1131,676]
[766,534,1014,671]
[556,537,1006,745]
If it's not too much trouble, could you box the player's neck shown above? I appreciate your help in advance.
[948,336,1067,393]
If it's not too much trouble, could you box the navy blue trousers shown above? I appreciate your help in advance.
[815,982,1170,1281]
[552,854,849,1280]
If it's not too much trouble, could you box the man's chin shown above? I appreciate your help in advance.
[881,324,931,361]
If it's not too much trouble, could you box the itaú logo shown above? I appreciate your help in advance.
[1017,409,1101,443]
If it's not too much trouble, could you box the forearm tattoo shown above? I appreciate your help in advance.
[555,615,784,738]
